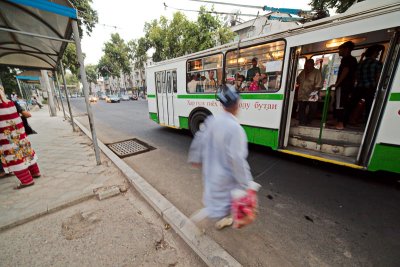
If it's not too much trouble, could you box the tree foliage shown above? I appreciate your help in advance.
[310,0,358,13]
[70,0,99,38]
[85,64,98,93]
[129,38,149,70]
[62,0,97,75]
[143,7,235,62]
[0,66,18,96]
[62,44,79,75]
[98,33,131,78]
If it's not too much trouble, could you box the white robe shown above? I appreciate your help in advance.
[188,111,253,218]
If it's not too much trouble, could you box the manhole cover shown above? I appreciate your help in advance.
[107,139,154,158]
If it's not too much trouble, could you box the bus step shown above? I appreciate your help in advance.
[289,125,363,144]
[289,135,360,157]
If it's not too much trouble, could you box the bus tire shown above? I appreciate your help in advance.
[189,111,209,136]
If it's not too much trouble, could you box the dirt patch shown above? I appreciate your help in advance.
[61,210,102,240]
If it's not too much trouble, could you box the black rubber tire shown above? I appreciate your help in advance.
[189,111,209,136]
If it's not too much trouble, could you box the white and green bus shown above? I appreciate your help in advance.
[147,0,400,174]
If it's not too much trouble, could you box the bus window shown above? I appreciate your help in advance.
[187,54,223,93]
[162,71,166,93]
[225,40,286,92]
[172,70,177,93]
[156,72,162,94]
[167,72,171,93]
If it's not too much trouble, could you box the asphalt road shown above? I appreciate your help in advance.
[68,98,400,267]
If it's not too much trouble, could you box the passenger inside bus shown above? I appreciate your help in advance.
[296,59,323,126]
[248,72,261,91]
[187,74,198,93]
[349,44,384,125]
[329,41,358,130]
[246,57,261,81]
[290,32,389,134]
[204,70,217,92]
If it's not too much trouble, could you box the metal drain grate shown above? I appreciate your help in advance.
[107,139,154,158]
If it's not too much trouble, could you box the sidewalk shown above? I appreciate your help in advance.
[0,106,236,267]
[0,107,123,229]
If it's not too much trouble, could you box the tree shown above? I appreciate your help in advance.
[129,37,150,91]
[61,0,97,74]
[310,0,359,13]
[62,44,79,76]
[98,33,131,78]
[0,66,18,96]
[143,7,235,62]
[98,33,131,93]
[85,64,98,94]
[70,0,99,38]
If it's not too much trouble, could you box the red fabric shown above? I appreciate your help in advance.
[0,133,27,145]
[28,163,40,176]
[0,122,25,133]
[0,112,20,121]
[0,101,36,173]
[14,168,33,184]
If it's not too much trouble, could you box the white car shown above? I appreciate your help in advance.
[120,95,130,101]
[106,95,120,103]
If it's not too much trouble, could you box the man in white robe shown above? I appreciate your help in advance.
[188,86,253,227]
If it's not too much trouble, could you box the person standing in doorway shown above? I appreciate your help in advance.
[188,85,254,229]
[331,41,358,130]
[296,59,323,125]
[350,44,384,123]
[0,85,41,189]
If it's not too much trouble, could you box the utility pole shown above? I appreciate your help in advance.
[72,19,101,165]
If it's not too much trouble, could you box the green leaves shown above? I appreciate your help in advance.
[309,0,357,13]
[98,33,131,78]
[70,0,99,37]
[143,7,235,62]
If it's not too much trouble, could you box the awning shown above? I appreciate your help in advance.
[0,0,76,70]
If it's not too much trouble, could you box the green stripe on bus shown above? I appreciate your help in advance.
[179,116,189,129]
[177,94,216,99]
[147,94,156,98]
[149,112,158,123]
[177,94,284,100]
[242,125,279,150]
[368,143,400,173]
[240,94,284,100]
[389,92,400,101]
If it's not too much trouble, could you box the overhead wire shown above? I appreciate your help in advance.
[163,2,259,17]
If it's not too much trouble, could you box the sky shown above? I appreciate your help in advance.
[81,0,313,65]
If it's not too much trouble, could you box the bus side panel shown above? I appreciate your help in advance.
[146,69,158,123]
[368,67,400,173]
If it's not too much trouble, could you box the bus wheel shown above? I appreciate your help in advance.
[190,111,208,135]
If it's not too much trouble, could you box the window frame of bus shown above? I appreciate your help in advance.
[186,52,223,94]
[156,71,162,94]
[224,38,287,93]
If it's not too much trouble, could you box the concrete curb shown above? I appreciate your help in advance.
[0,191,94,232]
[71,115,242,267]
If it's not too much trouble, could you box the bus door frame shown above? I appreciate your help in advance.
[165,69,177,127]
[357,29,400,166]
[156,70,167,125]
[279,46,301,147]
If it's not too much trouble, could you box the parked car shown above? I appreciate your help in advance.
[120,95,130,101]
[89,95,98,103]
[106,95,120,103]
